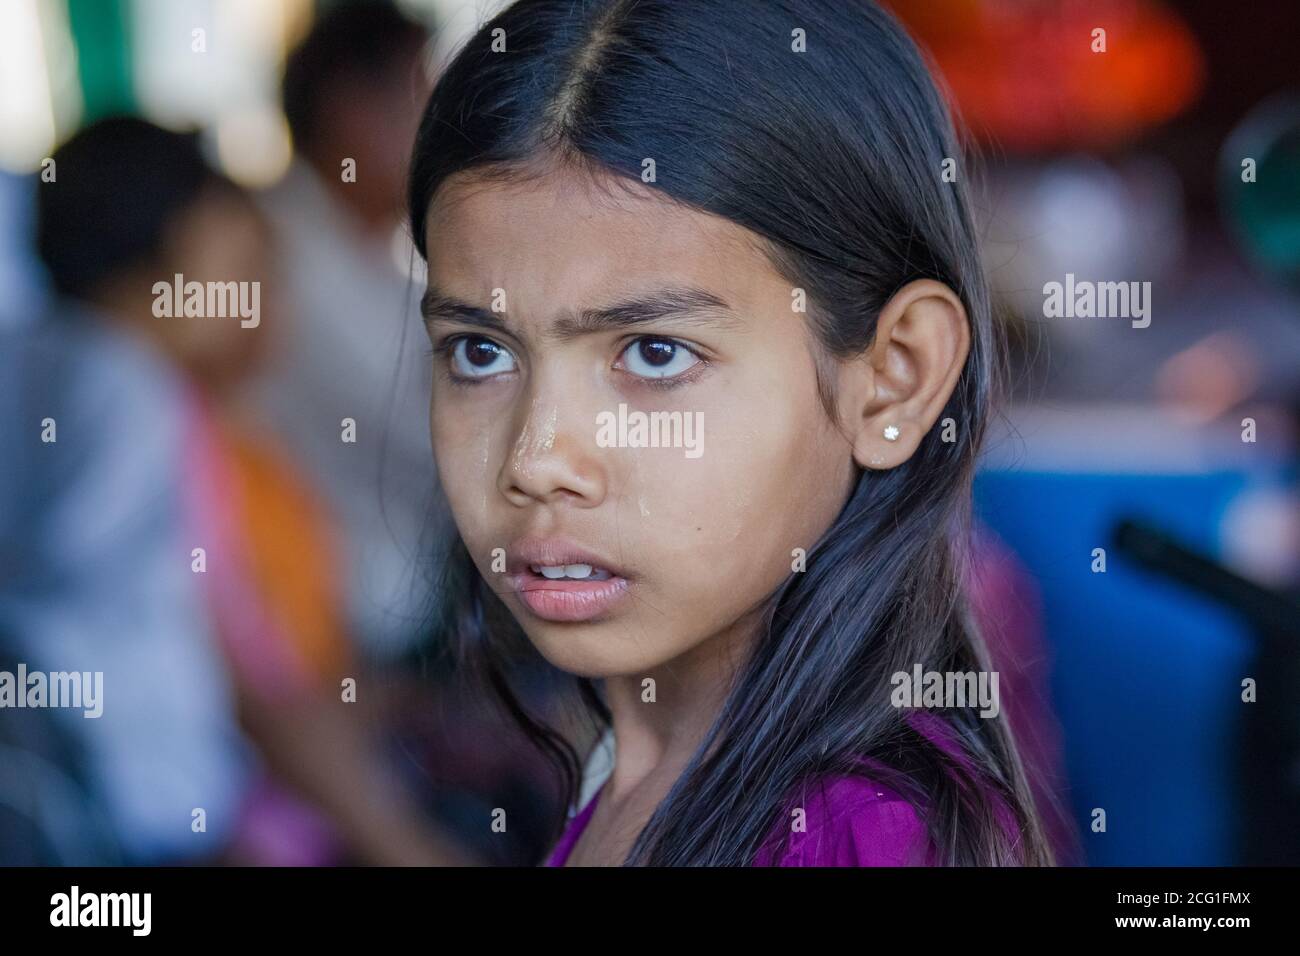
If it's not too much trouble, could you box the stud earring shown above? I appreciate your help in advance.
[883,424,900,441]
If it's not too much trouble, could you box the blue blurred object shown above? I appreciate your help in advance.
[0,314,252,864]
[0,171,47,328]
[975,407,1291,865]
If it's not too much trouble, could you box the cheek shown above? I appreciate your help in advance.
[430,398,500,537]
[624,370,847,611]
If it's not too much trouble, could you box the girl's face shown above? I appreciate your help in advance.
[423,165,859,678]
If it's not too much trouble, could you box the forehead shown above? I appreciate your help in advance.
[422,164,782,311]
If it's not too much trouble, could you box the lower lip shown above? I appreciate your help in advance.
[512,572,631,622]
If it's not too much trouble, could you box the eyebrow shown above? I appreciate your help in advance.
[420,285,742,339]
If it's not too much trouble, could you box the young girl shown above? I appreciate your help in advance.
[407,0,1053,865]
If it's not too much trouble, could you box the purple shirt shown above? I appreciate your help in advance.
[544,710,1018,866]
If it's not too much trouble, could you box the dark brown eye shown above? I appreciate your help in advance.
[466,338,501,366]
[639,339,676,366]
[451,336,516,378]
[620,337,700,379]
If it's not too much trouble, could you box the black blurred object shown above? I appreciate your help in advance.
[388,643,570,865]
[1113,518,1300,864]
[34,117,212,301]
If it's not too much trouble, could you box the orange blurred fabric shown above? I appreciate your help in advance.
[218,417,354,685]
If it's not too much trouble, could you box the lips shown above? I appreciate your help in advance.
[506,538,631,623]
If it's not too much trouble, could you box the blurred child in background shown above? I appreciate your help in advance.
[28,116,475,866]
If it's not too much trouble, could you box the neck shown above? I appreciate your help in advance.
[599,609,761,801]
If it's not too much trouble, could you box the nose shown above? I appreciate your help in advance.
[498,392,607,509]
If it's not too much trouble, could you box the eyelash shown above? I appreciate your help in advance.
[430,334,711,389]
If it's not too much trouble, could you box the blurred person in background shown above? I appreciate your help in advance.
[0,137,251,864]
[0,318,246,865]
[22,116,476,866]
[239,0,443,659]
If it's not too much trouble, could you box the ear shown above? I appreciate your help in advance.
[839,279,971,470]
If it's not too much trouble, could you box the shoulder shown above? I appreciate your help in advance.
[755,764,934,867]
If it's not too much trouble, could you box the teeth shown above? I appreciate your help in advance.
[530,563,612,581]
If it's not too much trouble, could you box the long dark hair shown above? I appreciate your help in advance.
[409,0,1052,865]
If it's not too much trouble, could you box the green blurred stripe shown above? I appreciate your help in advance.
[66,0,135,121]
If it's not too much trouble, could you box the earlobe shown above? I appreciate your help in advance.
[848,279,970,470]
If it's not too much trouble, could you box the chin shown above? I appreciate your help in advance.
[519,621,668,679]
